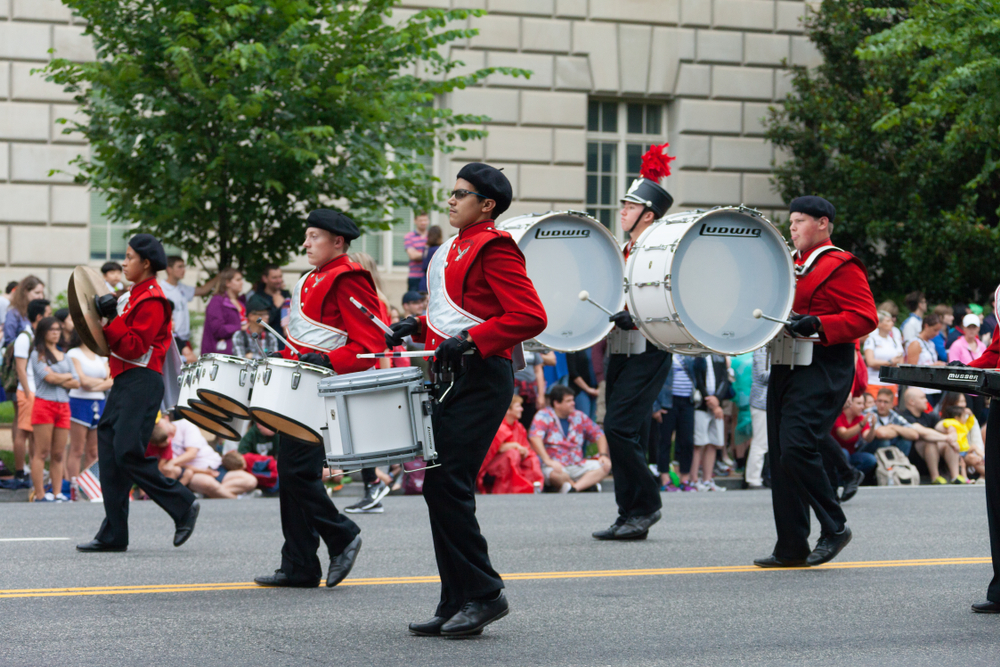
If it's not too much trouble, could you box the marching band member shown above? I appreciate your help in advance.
[592,145,675,541]
[77,234,200,553]
[254,210,385,589]
[386,163,546,637]
[754,196,877,569]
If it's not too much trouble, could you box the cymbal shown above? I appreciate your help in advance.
[68,265,111,357]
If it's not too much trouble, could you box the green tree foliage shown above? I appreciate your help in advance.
[41,0,528,277]
[765,0,1000,302]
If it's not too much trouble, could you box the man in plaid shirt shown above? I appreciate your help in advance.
[528,386,610,493]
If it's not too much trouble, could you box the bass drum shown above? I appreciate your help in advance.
[496,211,625,352]
[626,207,794,356]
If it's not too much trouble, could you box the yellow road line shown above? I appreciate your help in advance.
[0,557,990,599]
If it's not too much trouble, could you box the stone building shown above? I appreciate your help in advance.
[0,0,819,304]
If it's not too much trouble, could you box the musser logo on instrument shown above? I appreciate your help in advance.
[534,228,590,239]
[698,224,762,238]
[946,372,979,382]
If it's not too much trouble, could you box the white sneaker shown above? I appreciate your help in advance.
[648,463,659,477]
[55,493,70,502]
[595,482,602,493]
[559,481,572,494]
[703,479,726,492]
[44,492,56,501]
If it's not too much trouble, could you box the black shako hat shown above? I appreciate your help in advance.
[789,196,836,223]
[621,178,674,218]
[306,209,361,241]
[457,162,513,217]
[128,234,167,272]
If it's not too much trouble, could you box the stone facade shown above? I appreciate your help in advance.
[0,0,819,305]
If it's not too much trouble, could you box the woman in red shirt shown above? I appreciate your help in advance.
[477,395,543,494]
[830,395,877,477]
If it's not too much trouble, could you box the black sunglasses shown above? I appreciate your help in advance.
[450,188,487,201]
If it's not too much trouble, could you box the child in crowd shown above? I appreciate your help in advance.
[146,423,181,480]
[937,401,984,482]
[101,262,125,294]
[222,450,278,494]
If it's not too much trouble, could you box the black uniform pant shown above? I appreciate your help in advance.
[278,435,360,581]
[95,368,195,547]
[984,403,1000,602]
[424,354,512,618]
[767,343,854,560]
[604,342,670,520]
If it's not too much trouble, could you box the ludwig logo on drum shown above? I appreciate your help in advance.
[699,224,761,238]
[534,229,590,239]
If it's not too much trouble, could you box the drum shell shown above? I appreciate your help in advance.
[626,207,794,356]
[248,359,334,444]
[194,354,254,418]
[497,211,625,352]
[317,368,436,469]
[176,365,230,420]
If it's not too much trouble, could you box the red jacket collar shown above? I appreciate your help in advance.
[794,238,833,265]
[458,219,495,240]
[315,253,351,274]
[129,276,158,293]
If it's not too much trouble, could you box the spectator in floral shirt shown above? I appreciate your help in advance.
[528,386,610,493]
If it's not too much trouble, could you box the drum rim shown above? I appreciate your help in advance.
[248,407,323,444]
[317,366,423,391]
[258,358,335,375]
[200,353,255,365]
[175,406,242,441]
[183,398,230,420]
[627,207,794,356]
[196,389,251,419]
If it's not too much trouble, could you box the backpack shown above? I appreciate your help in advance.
[874,446,920,486]
[0,330,30,395]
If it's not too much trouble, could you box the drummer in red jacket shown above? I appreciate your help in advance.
[253,209,385,591]
[387,163,547,637]
[77,234,200,553]
[753,196,877,569]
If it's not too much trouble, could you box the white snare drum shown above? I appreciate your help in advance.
[194,354,254,418]
[497,211,625,352]
[316,367,436,469]
[626,207,795,356]
[248,358,335,444]
[180,409,249,442]
[176,364,230,421]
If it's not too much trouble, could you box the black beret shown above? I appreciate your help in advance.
[306,209,360,241]
[457,162,513,217]
[128,233,167,272]
[789,196,836,223]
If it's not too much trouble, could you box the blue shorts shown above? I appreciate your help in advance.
[69,397,105,429]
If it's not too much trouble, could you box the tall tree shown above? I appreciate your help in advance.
[42,0,528,277]
[765,0,1000,302]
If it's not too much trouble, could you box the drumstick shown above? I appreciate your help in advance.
[752,309,792,326]
[356,349,476,359]
[578,290,615,317]
[350,297,394,336]
[256,318,300,355]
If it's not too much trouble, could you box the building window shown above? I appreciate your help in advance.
[586,100,666,239]
[89,192,132,261]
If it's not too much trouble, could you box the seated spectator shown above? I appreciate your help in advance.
[478,395,543,494]
[238,421,279,457]
[863,387,919,457]
[948,314,986,364]
[862,392,875,412]
[166,415,257,498]
[831,395,877,478]
[232,294,280,359]
[529,386,610,493]
[905,314,945,406]
[863,310,904,400]
[897,388,960,484]
[691,354,732,492]
[146,423,181,479]
[222,450,277,494]
[936,392,985,483]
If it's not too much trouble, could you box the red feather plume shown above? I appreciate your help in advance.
[639,143,675,182]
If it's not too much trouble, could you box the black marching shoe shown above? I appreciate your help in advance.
[971,601,1000,614]
[440,592,509,637]
[326,535,362,588]
[173,500,200,547]
[253,570,320,588]
[592,510,661,541]
[840,468,864,502]
[806,526,852,566]
[76,539,127,553]
[753,553,807,568]
[408,616,483,637]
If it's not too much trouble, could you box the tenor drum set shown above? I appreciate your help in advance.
[65,205,796,474]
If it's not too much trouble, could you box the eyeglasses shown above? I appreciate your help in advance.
[450,189,486,201]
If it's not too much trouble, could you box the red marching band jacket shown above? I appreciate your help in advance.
[278,254,385,375]
[103,277,174,378]
[793,239,878,347]
[413,220,547,358]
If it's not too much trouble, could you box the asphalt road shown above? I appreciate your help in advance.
[1,485,998,667]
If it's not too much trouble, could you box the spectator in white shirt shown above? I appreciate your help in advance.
[65,332,112,487]
[863,310,905,397]
[901,291,927,342]
[165,415,256,498]
[159,256,220,363]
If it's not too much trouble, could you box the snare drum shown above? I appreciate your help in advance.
[496,211,625,352]
[194,354,255,418]
[176,364,230,421]
[317,367,436,469]
[626,207,795,356]
[180,409,249,442]
[248,358,335,444]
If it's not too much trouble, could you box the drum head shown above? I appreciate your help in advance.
[68,266,111,357]
[178,408,241,441]
[499,212,625,352]
[197,390,250,419]
[249,407,322,444]
[651,209,793,355]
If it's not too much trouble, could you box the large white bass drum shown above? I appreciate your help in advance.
[627,207,794,356]
[496,211,625,352]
